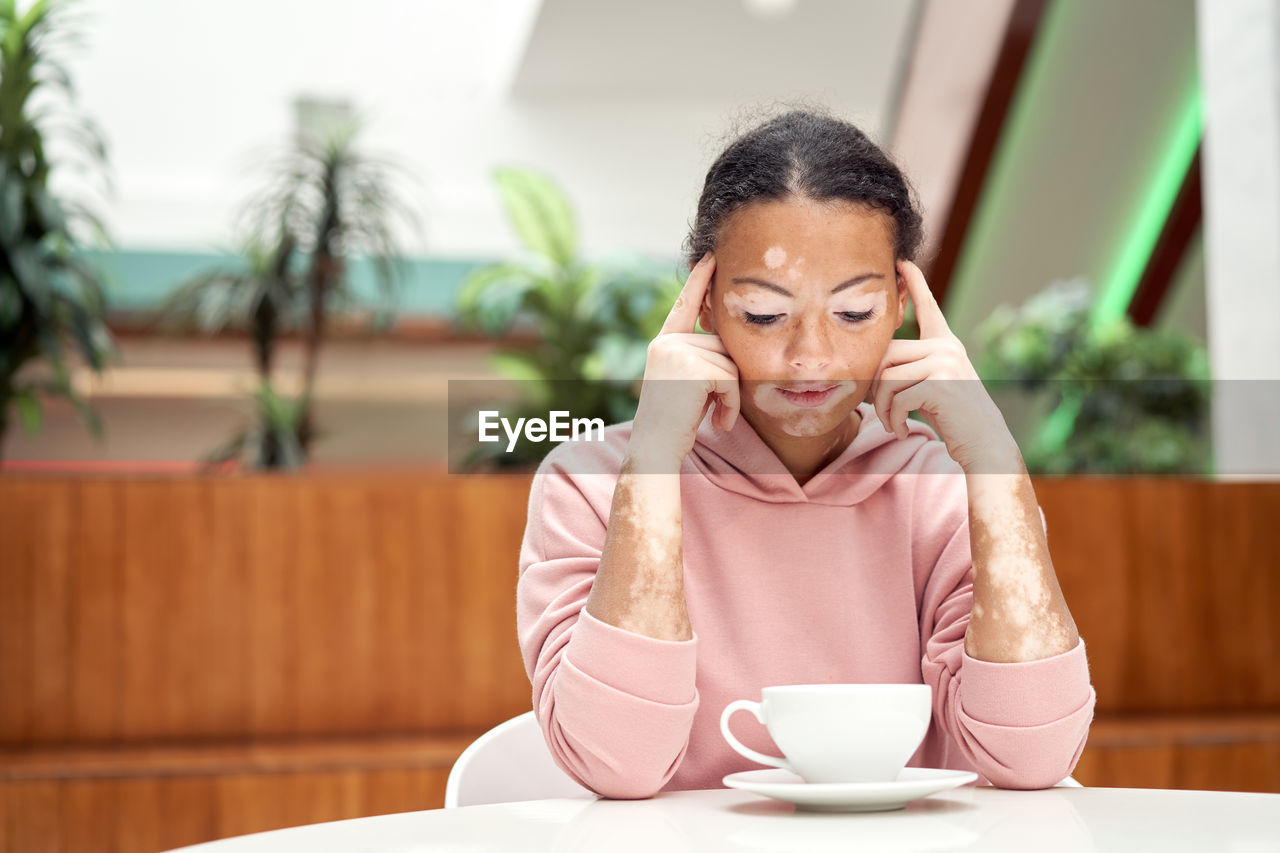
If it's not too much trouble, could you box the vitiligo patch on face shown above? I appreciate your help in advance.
[722,291,766,315]
[763,246,787,269]
[750,383,859,438]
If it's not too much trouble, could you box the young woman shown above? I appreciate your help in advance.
[516,108,1095,798]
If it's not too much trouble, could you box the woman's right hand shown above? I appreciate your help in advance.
[629,252,740,468]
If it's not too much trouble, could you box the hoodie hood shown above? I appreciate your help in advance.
[687,401,943,507]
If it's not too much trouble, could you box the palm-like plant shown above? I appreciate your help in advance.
[158,118,418,468]
[245,120,416,450]
[0,0,115,462]
[157,232,299,378]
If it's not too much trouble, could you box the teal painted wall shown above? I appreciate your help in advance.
[85,248,685,320]
[85,248,488,316]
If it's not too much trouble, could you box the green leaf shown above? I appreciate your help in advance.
[255,382,297,430]
[10,244,51,314]
[62,385,103,439]
[202,429,249,467]
[582,333,647,381]
[18,0,51,33]
[0,275,22,329]
[0,165,23,243]
[13,386,42,434]
[65,300,105,370]
[31,183,67,234]
[455,262,535,332]
[493,166,577,268]
[489,349,549,384]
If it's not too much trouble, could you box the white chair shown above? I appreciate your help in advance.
[444,711,598,808]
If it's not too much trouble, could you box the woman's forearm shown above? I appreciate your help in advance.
[961,440,1080,663]
[585,449,693,641]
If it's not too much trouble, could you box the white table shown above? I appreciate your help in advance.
[169,785,1280,852]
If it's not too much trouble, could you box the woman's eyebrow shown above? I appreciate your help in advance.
[730,273,885,297]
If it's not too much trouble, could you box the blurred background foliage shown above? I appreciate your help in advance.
[977,278,1211,475]
[0,0,115,461]
[154,117,419,470]
[454,166,681,469]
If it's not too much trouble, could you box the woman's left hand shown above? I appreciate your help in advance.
[867,260,1017,471]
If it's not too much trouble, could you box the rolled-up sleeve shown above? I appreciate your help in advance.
[947,638,1095,788]
[517,449,700,799]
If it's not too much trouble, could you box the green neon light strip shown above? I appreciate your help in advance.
[1033,84,1202,456]
[1090,88,1204,326]
[1035,391,1080,453]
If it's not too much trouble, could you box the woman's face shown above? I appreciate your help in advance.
[698,197,907,442]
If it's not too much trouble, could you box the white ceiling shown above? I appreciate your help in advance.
[57,0,920,254]
[512,0,917,117]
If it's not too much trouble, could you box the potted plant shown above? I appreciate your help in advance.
[976,278,1211,475]
[453,166,682,470]
[0,0,115,462]
[156,118,419,469]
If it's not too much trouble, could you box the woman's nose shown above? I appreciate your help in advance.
[785,323,834,372]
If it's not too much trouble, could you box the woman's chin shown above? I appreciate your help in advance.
[776,413,842,438]
[746,404,861,441]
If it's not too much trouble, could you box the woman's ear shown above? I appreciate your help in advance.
[695,271,717,333]
[894,266,908,329]
[698,292,716,334]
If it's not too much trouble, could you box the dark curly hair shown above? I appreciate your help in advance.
[683,106,924,271]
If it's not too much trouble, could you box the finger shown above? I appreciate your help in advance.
[668,333,730,355]
[897,259,950,340]
[872,363,928,435]
[875,339,937,370]
[887,381,935,440]
[709,375,741,431]
[693,347,738,377]
[866,340,932,414]
[696,377,738,432]
[660,252,716,336]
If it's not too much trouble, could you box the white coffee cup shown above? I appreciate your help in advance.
[720,683,932,784]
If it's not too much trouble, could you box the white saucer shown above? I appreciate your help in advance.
[722,767,978,812]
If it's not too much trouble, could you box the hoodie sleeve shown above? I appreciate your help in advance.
[914,446,1096,789]
[515,447,700,799]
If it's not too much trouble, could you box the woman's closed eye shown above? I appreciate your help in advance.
[743,310,876,326]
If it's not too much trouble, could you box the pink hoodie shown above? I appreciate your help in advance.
[516,401,1095,798]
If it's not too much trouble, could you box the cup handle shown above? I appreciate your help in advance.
[720,700,791,771]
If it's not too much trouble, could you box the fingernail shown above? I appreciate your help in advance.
[700,252,712,264]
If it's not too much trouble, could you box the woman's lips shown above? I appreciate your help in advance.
[776,384,839,407]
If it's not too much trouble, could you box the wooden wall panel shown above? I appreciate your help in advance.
[1,474,538,747]
[1,734,470,852]
[1,766,452,853]
[3,474,1280,746]
[1073,715,1280,793]
[1034,478,1280,714]
[70,480,126,742]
